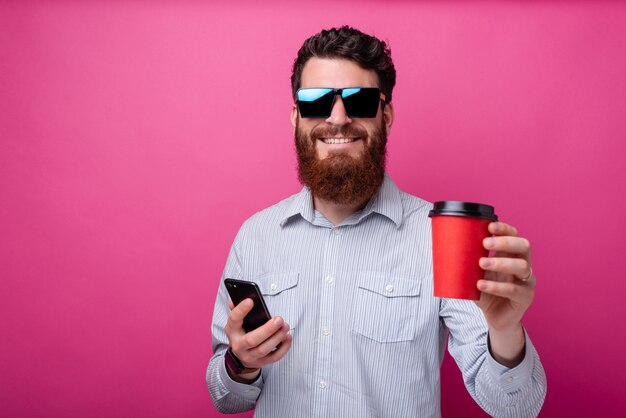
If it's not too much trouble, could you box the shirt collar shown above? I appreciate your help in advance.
[279,174,403,229]
[362,174,404,228]
[279,185,316,227]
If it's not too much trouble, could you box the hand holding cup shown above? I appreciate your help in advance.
[476,221,535,333]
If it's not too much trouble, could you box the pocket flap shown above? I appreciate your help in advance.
[357,271,421,298]
[256,272,300,296]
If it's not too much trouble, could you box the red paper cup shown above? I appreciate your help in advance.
[428,201,498,300]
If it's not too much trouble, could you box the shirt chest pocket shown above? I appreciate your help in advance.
[256,272,300,330]
[351,272,422,343]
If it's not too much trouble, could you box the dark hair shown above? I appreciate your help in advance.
[291,26,396,103]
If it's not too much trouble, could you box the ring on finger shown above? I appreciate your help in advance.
[522,266,533,281]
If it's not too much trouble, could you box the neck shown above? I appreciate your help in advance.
[313,195,371,226]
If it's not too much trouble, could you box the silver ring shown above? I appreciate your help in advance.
[522,266,533,281]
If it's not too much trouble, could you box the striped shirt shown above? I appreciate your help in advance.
[207,175,547,417]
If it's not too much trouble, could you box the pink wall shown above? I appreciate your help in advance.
[2,1,625,417]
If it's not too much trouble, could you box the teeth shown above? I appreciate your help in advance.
[322,138,356,144]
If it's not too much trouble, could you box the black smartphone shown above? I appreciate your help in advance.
[224,279,273,333]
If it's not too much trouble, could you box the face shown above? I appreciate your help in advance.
[291,58,395,205]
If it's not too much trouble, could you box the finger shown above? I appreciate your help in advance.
[228,300,234,310]
[480,257,533,281]
[477,279,533,304]
[241,316,287,349]
[483,236,531,257]
[489,221,518,237]
[226,298,254,332]
[255,333,293,369]
[250,323,291,358]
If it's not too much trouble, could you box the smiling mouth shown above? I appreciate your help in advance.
[319,138,360,144]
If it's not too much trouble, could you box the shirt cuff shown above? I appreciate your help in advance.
[218,353,263,400]
[486,327,536,394]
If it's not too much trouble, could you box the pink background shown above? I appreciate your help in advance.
[2,1,625,417]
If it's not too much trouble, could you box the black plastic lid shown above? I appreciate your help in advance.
[428,201,498,221]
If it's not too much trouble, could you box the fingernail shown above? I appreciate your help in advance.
[481,257,492,267]
[477,280,488,290]
[274,317,284,326]
[484,237,495,249]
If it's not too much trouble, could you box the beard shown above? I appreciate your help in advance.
[295,119,387,206]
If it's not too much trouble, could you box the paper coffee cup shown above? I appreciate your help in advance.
[428,201,498,300]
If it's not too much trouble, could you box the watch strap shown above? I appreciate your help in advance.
[225,348,257,375]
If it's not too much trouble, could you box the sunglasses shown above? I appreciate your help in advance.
[296,87,386,118]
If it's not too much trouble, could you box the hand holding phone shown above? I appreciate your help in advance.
[223,279,292,379]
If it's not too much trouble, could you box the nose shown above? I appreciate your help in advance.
[325,95,353,126]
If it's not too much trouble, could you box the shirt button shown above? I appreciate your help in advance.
[385,284,394,293]
[505,376,514,383]
[319,380,327,389]
[332,228,341,236]
[270,283,277,291]
[325,275,334,284]
[322,326,330,336]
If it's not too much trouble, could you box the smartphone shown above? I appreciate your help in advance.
[224,279,273,333]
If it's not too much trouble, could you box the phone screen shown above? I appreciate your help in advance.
[224,279,273,332]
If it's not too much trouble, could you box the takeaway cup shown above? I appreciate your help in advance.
[428,201,498,300]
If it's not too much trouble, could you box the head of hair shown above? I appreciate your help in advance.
[291,26,396,103]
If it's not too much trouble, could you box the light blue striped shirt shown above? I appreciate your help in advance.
[207,175,546,417]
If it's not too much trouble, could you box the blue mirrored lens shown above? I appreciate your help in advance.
[297,88,333,102]
[341,88,361,99]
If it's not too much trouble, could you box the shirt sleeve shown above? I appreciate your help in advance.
[205,350,263,413]
[206,234,264,413]
[440,298,547,417]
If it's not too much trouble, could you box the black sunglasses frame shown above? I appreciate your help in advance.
[295,87,387,119]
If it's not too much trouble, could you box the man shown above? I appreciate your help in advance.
[207,26,546,417]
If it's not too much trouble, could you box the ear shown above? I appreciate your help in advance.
[291,103,299,134]
[383,102,394,137]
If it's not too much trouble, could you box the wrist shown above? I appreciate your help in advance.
[488,324,526,368]
[224,348,260,383]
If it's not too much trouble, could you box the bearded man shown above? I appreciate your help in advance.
[207,26,546,417]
